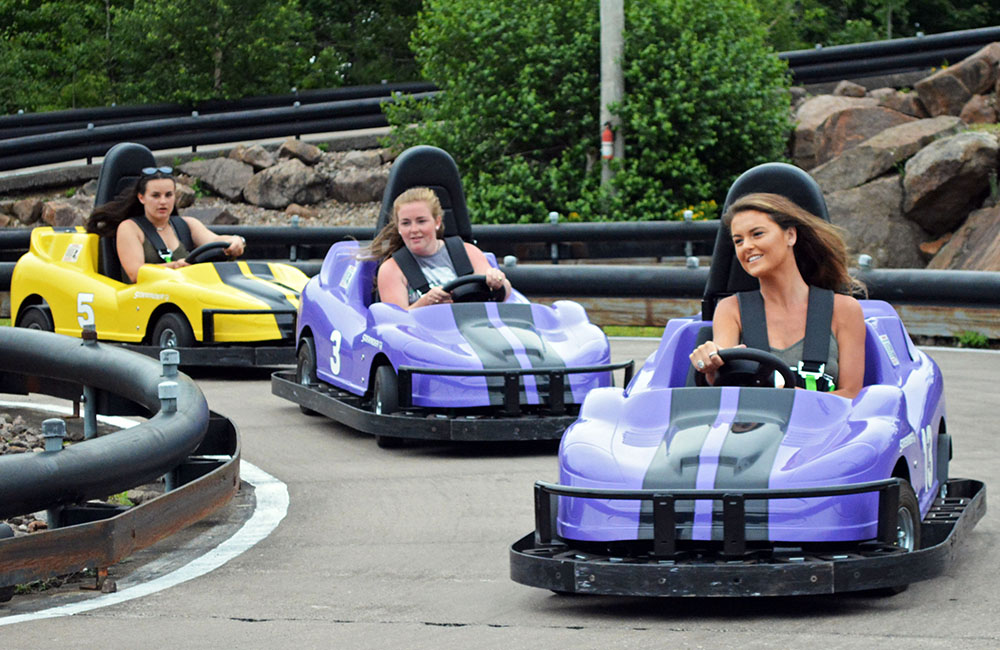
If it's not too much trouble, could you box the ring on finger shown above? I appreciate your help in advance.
[696,360,705,370]
[708,351,718,358]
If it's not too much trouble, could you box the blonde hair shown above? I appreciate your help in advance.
[362,187,444,262]
[723,193,865,296]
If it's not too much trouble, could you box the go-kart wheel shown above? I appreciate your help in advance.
[696,347,797,389]
[894,481,921,553]
[372,365,404,448]
[296,337,319,416]
[151,312,194,348]
[441,274,502,303]
[18,305,54,331]
[185,240,231,264]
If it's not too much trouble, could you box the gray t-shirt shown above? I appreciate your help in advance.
[406,243,458,304]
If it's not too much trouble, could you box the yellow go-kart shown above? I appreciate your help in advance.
[10,142,309,367]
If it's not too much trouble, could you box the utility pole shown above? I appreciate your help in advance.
[600,0,624,187]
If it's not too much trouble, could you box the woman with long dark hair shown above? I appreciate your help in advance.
[86,167,245,283]
[689,192,867,399]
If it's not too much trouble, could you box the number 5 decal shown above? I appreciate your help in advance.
[77,293,95,328]
[329,330,343,375]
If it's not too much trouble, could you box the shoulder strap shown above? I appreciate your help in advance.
[170,215,194,250]
[802,287,834,368]
[391,246,431,295]
[443,236,474,277]
[737,290,769,352]
[129,216,170,258]
[798,286,836,391]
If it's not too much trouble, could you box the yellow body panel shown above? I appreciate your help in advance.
[11,227,308,344]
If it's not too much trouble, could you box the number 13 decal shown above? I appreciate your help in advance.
[329,330,343,375]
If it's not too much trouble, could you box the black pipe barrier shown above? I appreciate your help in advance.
[0,328,210,519]
[0,82,436,140]
[0,92,434,161]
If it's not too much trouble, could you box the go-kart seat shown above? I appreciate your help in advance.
[374,145,474,242]
[93,142,157,281]
[701,162,828,322]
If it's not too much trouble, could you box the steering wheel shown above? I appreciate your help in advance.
[695,347,797,389]
[184,240,232,264]
[441,274,503,303]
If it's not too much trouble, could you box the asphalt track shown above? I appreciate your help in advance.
[1,339,998,649]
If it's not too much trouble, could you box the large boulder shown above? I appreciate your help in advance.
[876,90,929,118]
[915,43,1000,116]
[826,175,926,269]
[813,106,916,167]
[243,158,327,209]
[278,138,323,165]
[178,158,254,201]
[810,116,964,193]
[959,94,998,124]
[40,201,84,228]
[903,131,999,236]
[792,95,878,169]
[228,144,276,171]
[927,204,1000,270]
[328,167,389,203]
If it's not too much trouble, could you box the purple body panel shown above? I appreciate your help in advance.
[296,241,613,409]
[557,301,945,544]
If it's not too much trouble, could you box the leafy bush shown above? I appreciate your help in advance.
[384,0,790,224]
[957,330,989,349]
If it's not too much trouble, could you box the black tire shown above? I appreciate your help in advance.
[150,312,195,349]
[372,365,404,448]
[894,481,921,553]
[18,305,54,332]
[871,481,921,596]
[296,337,319,416]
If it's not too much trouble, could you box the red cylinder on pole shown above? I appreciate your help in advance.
[601,124,614,160]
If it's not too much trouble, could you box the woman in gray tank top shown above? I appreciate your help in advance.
[365,187,511,309]
[689,193,867,399]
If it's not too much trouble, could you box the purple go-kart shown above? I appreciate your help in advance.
[271,146,632,447]
[510,163,985,597]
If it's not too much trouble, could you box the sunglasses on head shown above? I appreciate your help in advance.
[141,166,173,176]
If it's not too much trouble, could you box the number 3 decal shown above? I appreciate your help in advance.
[77,293,95,328]
[329,330,343,375]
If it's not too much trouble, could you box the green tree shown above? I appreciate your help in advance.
[385,0,790,223]
[112,0,327,104]
[0,0,117,113]
[300,0,422,85]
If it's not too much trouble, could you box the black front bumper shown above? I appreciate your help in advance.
[271,370,580,441]
[123,343,294,367]
[509,478,986,596]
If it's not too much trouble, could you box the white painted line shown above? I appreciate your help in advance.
[0,402,289,626]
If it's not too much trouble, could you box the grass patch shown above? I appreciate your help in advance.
[0,318,9,327]
[603,325,663,338]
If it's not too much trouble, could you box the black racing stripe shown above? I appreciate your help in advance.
[450,302,524,406]
[245,261,303,295]
[213,262,295,311]
[495,303,571,403]
[638,388,722,536]
[711,388,796,533]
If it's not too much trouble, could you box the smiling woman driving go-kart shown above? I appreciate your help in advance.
[365,186,511,309]
[86,167,246,283]
[688,192,867,399]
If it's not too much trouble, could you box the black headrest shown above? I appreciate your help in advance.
[94,142,157,207]
[701,163,828,320]
[375,145,473,242]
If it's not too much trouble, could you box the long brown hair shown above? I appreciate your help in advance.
[723,192,865,296]
[86,170,177,237]
[361,187,444,262]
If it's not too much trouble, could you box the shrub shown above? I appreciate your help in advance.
[384,0,791,224]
